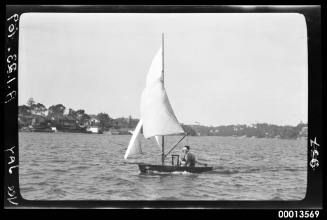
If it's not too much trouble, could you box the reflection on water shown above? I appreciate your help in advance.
[19,132,307,200]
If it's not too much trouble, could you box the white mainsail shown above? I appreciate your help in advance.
[141,46,184,139]
[124,36,185,160]
[124,119,143,159]
[145,46,164,87]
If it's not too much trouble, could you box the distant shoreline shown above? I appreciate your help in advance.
[19,98,308,140]
[18,131,307,140]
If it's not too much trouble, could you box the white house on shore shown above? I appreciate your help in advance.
[86,126,100,133]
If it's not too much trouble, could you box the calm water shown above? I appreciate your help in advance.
[19,132,307,200]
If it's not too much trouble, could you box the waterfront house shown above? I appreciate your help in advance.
[86,126,101,133]
[89,117,100,126]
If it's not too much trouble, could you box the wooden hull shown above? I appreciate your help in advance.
[138,163,213,174]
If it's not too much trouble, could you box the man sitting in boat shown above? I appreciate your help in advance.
[180,146,196,167]
[180,145,208,167]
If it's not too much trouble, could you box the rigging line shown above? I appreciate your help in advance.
[163,134,187,159]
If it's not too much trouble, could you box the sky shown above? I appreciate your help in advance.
[18,13,307,126]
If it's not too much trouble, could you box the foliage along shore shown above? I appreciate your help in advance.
[19,98,307,139]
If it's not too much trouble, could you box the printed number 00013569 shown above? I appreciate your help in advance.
[278,211,319,219]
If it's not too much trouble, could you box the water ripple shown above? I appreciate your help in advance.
[19,133,307,200]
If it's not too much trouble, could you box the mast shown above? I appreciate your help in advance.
[162,136,164,165]
[161,32,165,165]
[162,32,164,82]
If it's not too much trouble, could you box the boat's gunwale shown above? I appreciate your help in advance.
[137,163,213,174]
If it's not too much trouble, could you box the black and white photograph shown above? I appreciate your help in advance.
[4,5,324,210]
[16,12,310,201]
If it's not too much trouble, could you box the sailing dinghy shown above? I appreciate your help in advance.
[124,33,213,174]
